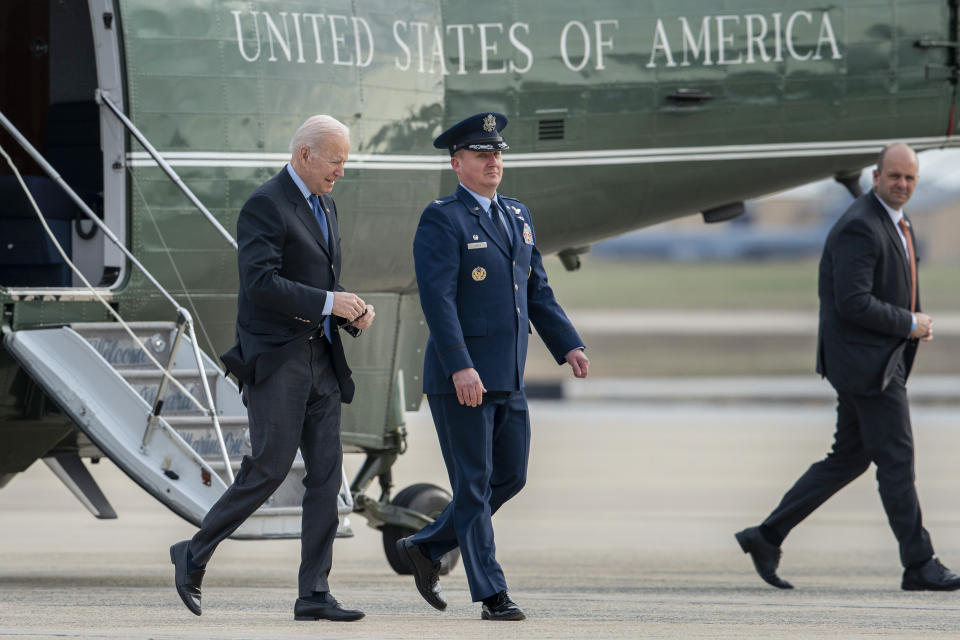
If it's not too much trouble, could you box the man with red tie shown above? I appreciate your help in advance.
[736,142,960,591]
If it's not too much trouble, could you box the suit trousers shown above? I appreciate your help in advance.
[189,337,343,596]
[411,390,530,601]
[762,360,934,567]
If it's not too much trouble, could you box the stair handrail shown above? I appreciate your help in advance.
[96,90,238,251]
[0,111,234,483]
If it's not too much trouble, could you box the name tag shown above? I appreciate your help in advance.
[467,242,487,250]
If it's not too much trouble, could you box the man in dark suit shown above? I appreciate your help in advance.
[397,113,590,621]
[736,142,960,591]
[170,115,374,621]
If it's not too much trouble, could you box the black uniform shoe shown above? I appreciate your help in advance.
[735,526,794,590]
[170,540,204,615]
[396,537,446,611]
[481,591,525,621]
[294,592,364,621]
[902,558,960,591]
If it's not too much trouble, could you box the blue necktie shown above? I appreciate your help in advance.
[309,194,329,245]
[309,194,333,342]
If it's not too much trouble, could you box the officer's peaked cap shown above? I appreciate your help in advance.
[433,112,509,156]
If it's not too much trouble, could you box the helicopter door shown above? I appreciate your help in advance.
[0,0,126,290]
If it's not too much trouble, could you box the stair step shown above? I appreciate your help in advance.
[73,322,177,369]
[164,417,250,460]
[120,369,219,415]
[164,415,248,427]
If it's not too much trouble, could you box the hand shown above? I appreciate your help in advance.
[910,312,933,341]
[331,291,365,320]
[350,304,375,330]
[452,367,486,407]
[565,348,589,378]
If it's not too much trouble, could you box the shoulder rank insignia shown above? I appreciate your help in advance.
[522,223,533,244]
[433,199,445,204]
[472,266,487,282]
[511,205,522,217]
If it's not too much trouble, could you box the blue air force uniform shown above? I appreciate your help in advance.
[410,113,583,602]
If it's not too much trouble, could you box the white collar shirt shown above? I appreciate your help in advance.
[873,191,909,254]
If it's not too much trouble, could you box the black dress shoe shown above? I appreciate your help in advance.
[294,593,365,622]
[170,540,204,615]
[481,591,525,621]
[735,526,794,590]
[396,537,446,611]
[902,558,960,591]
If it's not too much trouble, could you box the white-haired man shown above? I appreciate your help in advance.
[170,115,374,622]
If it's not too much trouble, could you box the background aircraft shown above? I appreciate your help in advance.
[1,0,957,572]
[592,148,960,261]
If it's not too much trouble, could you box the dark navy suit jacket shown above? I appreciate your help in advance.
[413,185,582,394]
[816,190,920,396]
[220,167,354,402]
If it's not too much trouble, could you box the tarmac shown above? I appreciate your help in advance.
[3,399,960,639]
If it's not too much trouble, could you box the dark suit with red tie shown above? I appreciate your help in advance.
[762,189,934,568]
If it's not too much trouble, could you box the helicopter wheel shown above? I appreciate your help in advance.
[381,483,460,575]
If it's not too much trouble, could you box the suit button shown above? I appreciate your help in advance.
[512,261,516,267]
[514,284,518,291]
[516,307,520,314]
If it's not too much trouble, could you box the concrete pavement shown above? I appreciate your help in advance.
[3,401,960,638]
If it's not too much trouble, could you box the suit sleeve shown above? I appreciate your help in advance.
[832,218,913,336]
[413,206,474,378]
[525,216,584,364]
[237,193,329,317]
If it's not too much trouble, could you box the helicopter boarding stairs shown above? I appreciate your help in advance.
[5,320,353,538]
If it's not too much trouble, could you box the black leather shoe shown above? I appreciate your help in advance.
[902,558,960,591]
[396,537,446,611]
[481,591,525,621]
[294,593,365,621]
[735,527,793,589]
[170,540,204,615]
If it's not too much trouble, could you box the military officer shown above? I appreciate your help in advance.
[397,112,589,621]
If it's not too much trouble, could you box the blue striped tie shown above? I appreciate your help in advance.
[309,194,329,245]
[309,194,333,342]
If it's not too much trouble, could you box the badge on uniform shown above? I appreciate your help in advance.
[522,223,533,244]
[467,242,487,250]
[472,266,487,281]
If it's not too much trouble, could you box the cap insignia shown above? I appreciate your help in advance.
[482,114,497,132]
